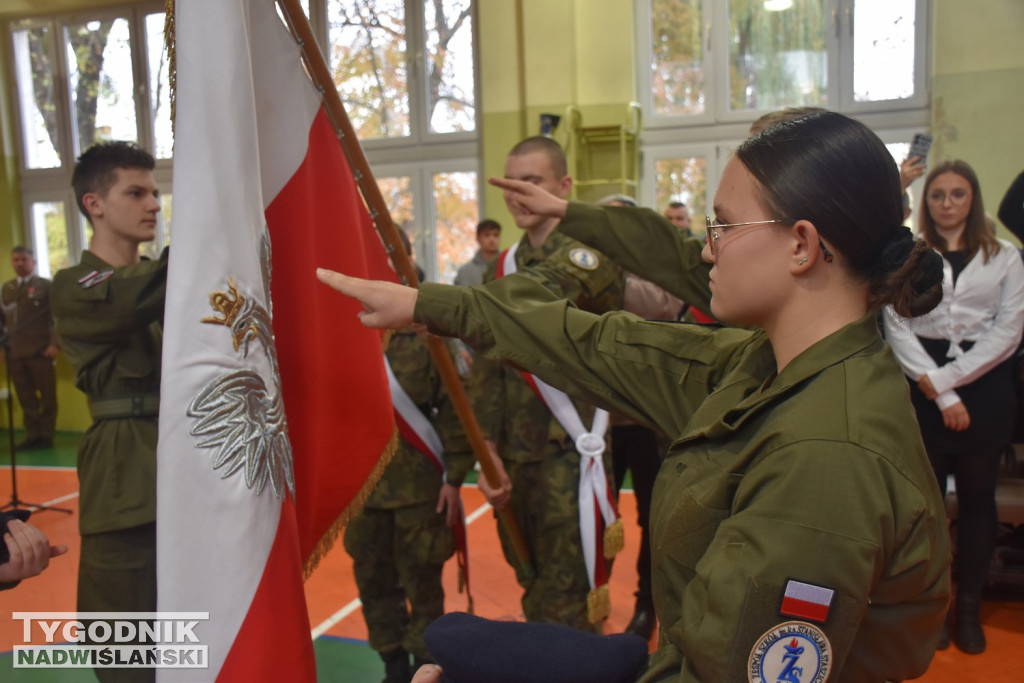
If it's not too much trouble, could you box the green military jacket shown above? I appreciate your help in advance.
[52,250,167,535]
[558,202,713,319]
[415,275,951,682]
[0,274,58,359]
[367,330,474,509]
[468,229,625,462]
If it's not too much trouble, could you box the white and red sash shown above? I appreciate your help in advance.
[496,244,620,608]
[385,356,472,609]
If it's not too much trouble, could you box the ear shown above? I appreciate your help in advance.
[557,174,573,199]
[789,220,821,273]
[81,192,104,221]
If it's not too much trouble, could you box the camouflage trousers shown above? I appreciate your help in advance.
[496,450,606,632]
[344,501,455,660]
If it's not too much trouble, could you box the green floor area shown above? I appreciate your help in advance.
[0,637,383,682]
[0,431,81,469]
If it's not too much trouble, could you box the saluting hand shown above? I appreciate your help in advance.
[316,270,417,330]
[489,177,569,220]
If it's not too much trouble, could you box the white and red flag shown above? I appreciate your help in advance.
[157,1,395,680]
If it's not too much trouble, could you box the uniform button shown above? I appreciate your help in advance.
[676,462,686,474]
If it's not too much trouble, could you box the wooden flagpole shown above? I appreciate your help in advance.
[277,0,534,579]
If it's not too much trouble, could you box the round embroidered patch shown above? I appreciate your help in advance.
[748,620,832,683]
[568,248,599,270]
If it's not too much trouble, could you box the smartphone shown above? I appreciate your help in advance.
[908,133,933,163]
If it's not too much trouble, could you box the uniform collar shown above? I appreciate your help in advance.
[515,229,570,265]
[676,313,884,444]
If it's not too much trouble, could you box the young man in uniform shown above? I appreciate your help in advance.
[470,137,625,631]
[0,246,60,449]
[53,141,165,683]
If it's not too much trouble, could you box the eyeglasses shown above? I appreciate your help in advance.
[926,188,971,205]
[704,216,834,262]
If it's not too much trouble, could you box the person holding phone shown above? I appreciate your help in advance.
[885,159,1024,654]
[321,112,951,682]
[900,133,932,190]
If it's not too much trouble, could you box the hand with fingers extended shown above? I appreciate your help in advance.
[489,176,570,222]
[316,269,418,330]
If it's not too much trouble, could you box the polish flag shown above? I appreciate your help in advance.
[157,1,394,680]
[779,580,835,624]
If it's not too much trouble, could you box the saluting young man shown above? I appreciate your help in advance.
[470,137,626,632]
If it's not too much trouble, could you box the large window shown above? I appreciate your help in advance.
[637,0,929,220]
[8,3,173,275]
[7,0,480,283]
[319,0,480,282]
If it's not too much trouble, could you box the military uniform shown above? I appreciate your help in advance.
[52,250,166,683]
[469,230,625,630]
[557,202,713,319]
[414,274,951,682]
[344,330,473,663]
[1,273,58,445]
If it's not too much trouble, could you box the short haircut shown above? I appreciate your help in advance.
[596,194,637,207]
[476,219,501,236]
[749,106,829,136]
[508,136,568,179]
[11,245,34,257]
[667,201,687,210]
[72,141,156,219]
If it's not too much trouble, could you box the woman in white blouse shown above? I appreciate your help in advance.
[885,160,1024,655]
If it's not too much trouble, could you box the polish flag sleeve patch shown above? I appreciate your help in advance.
[779,580,835,623]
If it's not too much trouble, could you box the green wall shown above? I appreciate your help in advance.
[931,0,1024,242]
[477,0,636,247]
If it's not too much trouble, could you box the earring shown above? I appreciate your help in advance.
[797,257,808,265]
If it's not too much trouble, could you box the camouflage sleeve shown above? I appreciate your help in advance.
[435,385,474,487]
[467,350,504,444]
[52,251,168,343]
[519,241,626,315]
[558,202,712,316]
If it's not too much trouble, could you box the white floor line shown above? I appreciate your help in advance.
[310,499,493,639]
[25,490,80,509]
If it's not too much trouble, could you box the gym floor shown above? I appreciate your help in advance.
[1,433,1022,681]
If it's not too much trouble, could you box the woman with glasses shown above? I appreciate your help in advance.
[885,160,1024,655]
[320,112,951,682]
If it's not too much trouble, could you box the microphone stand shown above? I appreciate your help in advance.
[0,327,72,515]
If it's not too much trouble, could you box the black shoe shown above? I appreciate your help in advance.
[955,599,986,654]
[625,605,656,640]
[14,438,38,450]
[936,614,951,650]
[381,648,411,683]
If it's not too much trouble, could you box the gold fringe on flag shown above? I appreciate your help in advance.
[603,517,624,559]
[303,427,400,579]
[587,584,611,624]
[163,0,176,137]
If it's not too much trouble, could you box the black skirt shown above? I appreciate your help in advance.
[908,337,1018,455]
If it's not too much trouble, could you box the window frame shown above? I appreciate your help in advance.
[6,0,482,271]
[635,0,931,131]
